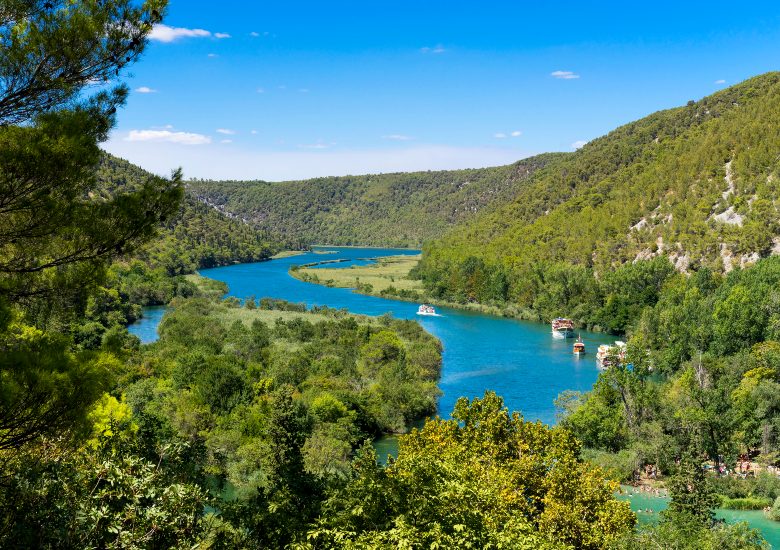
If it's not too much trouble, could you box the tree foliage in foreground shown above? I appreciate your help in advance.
[307,392,635,549]
[0,0,179,461]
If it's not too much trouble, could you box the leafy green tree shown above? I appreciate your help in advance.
[0,0,181,454]
[226,385,322,548]
[0,1,179,307]
[663,453,719,528]
[0,420,212,548]
[308,392,635,549]
[0,322,109,450]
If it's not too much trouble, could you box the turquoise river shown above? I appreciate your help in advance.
[129,246,780,547]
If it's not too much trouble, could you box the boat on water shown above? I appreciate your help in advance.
[596,341,627,369]
[417,304,437,316]
[551,317,574,338]
[573,336,586,355]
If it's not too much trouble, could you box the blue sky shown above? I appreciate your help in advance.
[104,1,780,181]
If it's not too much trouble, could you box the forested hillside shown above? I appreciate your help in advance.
[413,72,780,328]
[99,155,287,273]
[188,154,559,247]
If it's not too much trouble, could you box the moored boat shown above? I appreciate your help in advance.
[596,340,626,369]
[551,317,574,338]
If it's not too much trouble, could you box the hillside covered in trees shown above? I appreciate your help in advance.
[99,154,287,273]
[411,72,780,330]
[188,154,559,247]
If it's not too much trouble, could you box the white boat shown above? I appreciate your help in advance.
[417,304,437,316]
[596,341,627,369]
[551,317,574,338]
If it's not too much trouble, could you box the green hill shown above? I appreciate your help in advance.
[187,154,560,248]
[98,155,286,273]
[412,72,780,326]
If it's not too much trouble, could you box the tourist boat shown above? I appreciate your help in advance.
[417,304,437,316]
[573,336,586,355]
[551,317,574,338]
[596,341,627,369]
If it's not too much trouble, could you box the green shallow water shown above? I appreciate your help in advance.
[618,486,780,548]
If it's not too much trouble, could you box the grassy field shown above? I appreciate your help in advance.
[185,273,228,298]
[213,305,336,327]
[290,254,544,321]
[292,255,426,295]
[270,250,307,259]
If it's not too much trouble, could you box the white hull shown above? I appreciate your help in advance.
[552,330,574,338]
[417,311,440,317]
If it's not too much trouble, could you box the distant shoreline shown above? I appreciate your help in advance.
[310,244,421,251]
[270,250,306,259]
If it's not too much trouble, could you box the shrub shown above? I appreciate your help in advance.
[770,496,780,521]
[717,496,772,510]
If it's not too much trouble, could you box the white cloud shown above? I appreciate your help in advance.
[299,88,310,93]
[214,32,231,39]
[421,44,446,54]
[220,139,233,144]
[715,79,726,84]
[495,130,522,139]
[104,139,535,181]
[250,31,260,37]
[551,70,580,80]
[207,53,218,58]
[299,143,330,149]
[256,87,265,93]
[382,134,414,141]
[251,130,258,135]
[278,85,287,90]
[571,140,588,150]
[135,86,157,94]
[149,24,211,43]
[216,128,236,135]
[125,129,211,145]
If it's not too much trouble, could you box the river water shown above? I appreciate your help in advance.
[128,246,780,545]
[200,247,618,424]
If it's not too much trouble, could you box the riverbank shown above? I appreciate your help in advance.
[289,254,543,321]
[270,249,307,259]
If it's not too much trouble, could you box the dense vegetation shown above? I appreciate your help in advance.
[0,2,774,547]
[547,256,780,549]
[100,154,287,275]
[415,73,780,332]
[62,154,291,346]
[559,256,780,461]
[1,296,446,547]
[189,154,559,247]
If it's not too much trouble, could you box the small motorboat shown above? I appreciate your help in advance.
[573,336,586,355]
[417,304,437,316]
